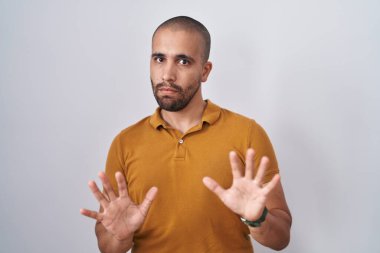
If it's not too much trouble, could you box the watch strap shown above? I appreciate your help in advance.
[240,207,268,227]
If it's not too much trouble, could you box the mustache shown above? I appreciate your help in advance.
[155,82,183,92]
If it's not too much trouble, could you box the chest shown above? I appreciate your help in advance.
[124,126,247,204]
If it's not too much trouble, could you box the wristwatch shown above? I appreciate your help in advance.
[240,207,268,227]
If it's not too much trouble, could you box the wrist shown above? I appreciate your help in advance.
[112,231,134,243]
[240,207,268,228]
[97,228,133,253]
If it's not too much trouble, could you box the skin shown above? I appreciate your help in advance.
[203,149,292,250]
[150,28,212,133]
[81,27,291,252]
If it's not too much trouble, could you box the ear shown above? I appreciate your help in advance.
[201,61,213,82]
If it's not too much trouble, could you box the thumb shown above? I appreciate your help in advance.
[139,187,158,215]
[203,177,225,198]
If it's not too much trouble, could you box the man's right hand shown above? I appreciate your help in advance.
[80,171,158,242]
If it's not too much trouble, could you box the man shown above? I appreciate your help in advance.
[80,16,292,253]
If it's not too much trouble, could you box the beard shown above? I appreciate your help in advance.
[151,79,201,112]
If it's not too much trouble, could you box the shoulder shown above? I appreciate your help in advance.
[112,115,153,145]
[120,116,151,135]
[217,105,258,129]
[212,104,269,141]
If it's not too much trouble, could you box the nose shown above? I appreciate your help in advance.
[162,62,176,83]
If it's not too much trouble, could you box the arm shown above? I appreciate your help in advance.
[80,171,157,253]
[248,181,292,250]
[203,149,291,250]
[95,219,133,253]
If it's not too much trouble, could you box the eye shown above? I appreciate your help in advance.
[154,57,164,63]
[178,59,190,65]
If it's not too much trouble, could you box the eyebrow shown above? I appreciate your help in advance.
[176,54,195,62]
[151,52,164,58]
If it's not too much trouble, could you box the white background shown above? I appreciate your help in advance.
[1,0,379,252]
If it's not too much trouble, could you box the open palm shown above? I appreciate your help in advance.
[203,149,280,221]
[80,171,157,241]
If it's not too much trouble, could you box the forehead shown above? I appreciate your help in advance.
[152,28,204,58]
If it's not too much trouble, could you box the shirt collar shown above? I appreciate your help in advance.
[149,99,221,129]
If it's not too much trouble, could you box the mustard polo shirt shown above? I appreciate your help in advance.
[105,100,279,253]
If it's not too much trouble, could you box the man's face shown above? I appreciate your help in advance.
[150,28,211,112]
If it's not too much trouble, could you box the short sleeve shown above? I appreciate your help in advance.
[248,121,279,184]
[104,133,126,195]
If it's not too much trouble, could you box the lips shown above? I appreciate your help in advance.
[155,82,182,92]
[159,87,177,92]
[158,89,178,97]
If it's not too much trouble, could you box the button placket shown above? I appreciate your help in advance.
[173,135,186,160]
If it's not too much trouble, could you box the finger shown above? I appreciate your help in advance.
[229,151,243,179]
[262,174,281,196]
[244,148,255,179]
[80,208,101,221]
[115,171,129,198]
[99,171,116,201]
[254,156,270,184]
[139,187,158,215]
[202,176,226,198]
[88,181,109,208]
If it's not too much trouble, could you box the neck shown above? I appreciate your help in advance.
[161,96,206,134]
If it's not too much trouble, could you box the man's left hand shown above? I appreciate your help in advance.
[203,148,280,221]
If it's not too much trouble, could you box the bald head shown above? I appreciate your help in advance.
[152,16,211,63]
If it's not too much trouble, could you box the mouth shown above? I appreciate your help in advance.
[153,81,183,96]
[157,86,179,95]
[159,91,177,97]
[159,88,176,91]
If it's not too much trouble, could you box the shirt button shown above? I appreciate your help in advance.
[178,139,184,144]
